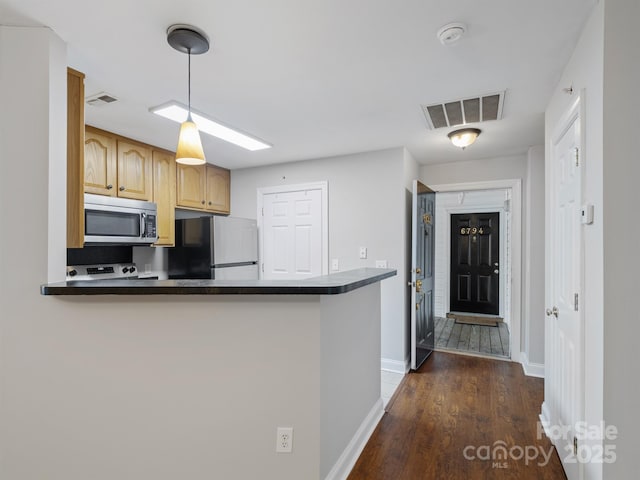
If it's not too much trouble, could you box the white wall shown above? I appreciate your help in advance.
[524,146,545,366]
[544,3,604,479]
[602,0,640,477]
[420,154,527,186]
[230,148,410,371]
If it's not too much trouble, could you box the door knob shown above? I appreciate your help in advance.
[415,267,421,274]
[494,269,499,274]
[416,279,423,292]
[546,306,559,318]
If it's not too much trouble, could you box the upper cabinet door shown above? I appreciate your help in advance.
[152,150,176,246]
[205,165,230,214]
[84,128,116,196]
[176,163,206,209]
[117,140,152,200]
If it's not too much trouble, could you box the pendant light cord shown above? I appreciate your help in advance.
[187,49,192,121]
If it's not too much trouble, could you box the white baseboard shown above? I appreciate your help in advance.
[539,401,552,439]
[520,351,545,378]
[324,398,384,480]
[381,357,408,374]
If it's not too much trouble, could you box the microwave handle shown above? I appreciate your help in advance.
[141,213,147,237]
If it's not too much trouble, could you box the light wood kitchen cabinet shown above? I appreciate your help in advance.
[152,149,176,246]
[116,140,152,200]
[67,68,85,248]
[176,163,206,209]
[176,163,230,214]
[205,165,230,213]
[84,127,117,196]
[84,127,152,201]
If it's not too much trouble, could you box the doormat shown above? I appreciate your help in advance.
[447,312,503,327]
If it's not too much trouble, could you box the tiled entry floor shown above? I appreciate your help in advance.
[435,316,510,358]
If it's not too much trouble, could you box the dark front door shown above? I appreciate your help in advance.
[450,212,500,315]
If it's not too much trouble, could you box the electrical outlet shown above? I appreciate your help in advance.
[359,247,367,259]
[331,259,339,271]
[375,260,388,268]
[276,427,293,453]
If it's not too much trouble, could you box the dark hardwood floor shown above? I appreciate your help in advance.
[348,352,567,480]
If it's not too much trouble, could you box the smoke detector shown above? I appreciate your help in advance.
[437,22,466,45]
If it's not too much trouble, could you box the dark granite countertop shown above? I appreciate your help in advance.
[40,268,397,296]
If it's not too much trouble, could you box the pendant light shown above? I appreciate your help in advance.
[167,24,210,165]
[448,128,481,149]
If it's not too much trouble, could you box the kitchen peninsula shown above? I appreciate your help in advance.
[41,268,395,479]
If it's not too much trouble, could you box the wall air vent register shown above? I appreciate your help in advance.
[422,91,505,130]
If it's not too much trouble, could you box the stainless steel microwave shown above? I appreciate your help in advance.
[84,193,158,245]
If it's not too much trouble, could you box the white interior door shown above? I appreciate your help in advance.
[411,180,435,370]
[260,183,327,280]
[547,96,583,479]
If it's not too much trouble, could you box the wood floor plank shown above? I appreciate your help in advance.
[479,326,492,354]
[490,326,504,355]
[434,316,446,343]
[499,323,510,356]
[468,325,480,352]
[437,318,454,347]
[446,323,463,348]
[348,353,567,480]
[457,324,471,350]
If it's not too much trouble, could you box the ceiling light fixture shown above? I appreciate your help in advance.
[150,101,271,152]
[166,24,209,165]
[448,128,481,149]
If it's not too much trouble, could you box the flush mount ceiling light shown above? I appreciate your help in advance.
[448,128,481,149]
[437,22,467,46]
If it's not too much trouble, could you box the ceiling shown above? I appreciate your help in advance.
[1,0,595,169]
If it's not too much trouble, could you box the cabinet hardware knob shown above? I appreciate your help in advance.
[209,201,212,205]
[106,184,113,190]
[201,200,205,204]
[119,186,125,191]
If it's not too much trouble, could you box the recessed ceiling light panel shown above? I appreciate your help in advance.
[150,101,272,151]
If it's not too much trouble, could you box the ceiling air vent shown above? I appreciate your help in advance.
[421,91,505,129]
[86,92,118,107]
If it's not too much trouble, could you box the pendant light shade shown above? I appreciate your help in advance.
[176,116,206,164]
[167,24,210,165]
